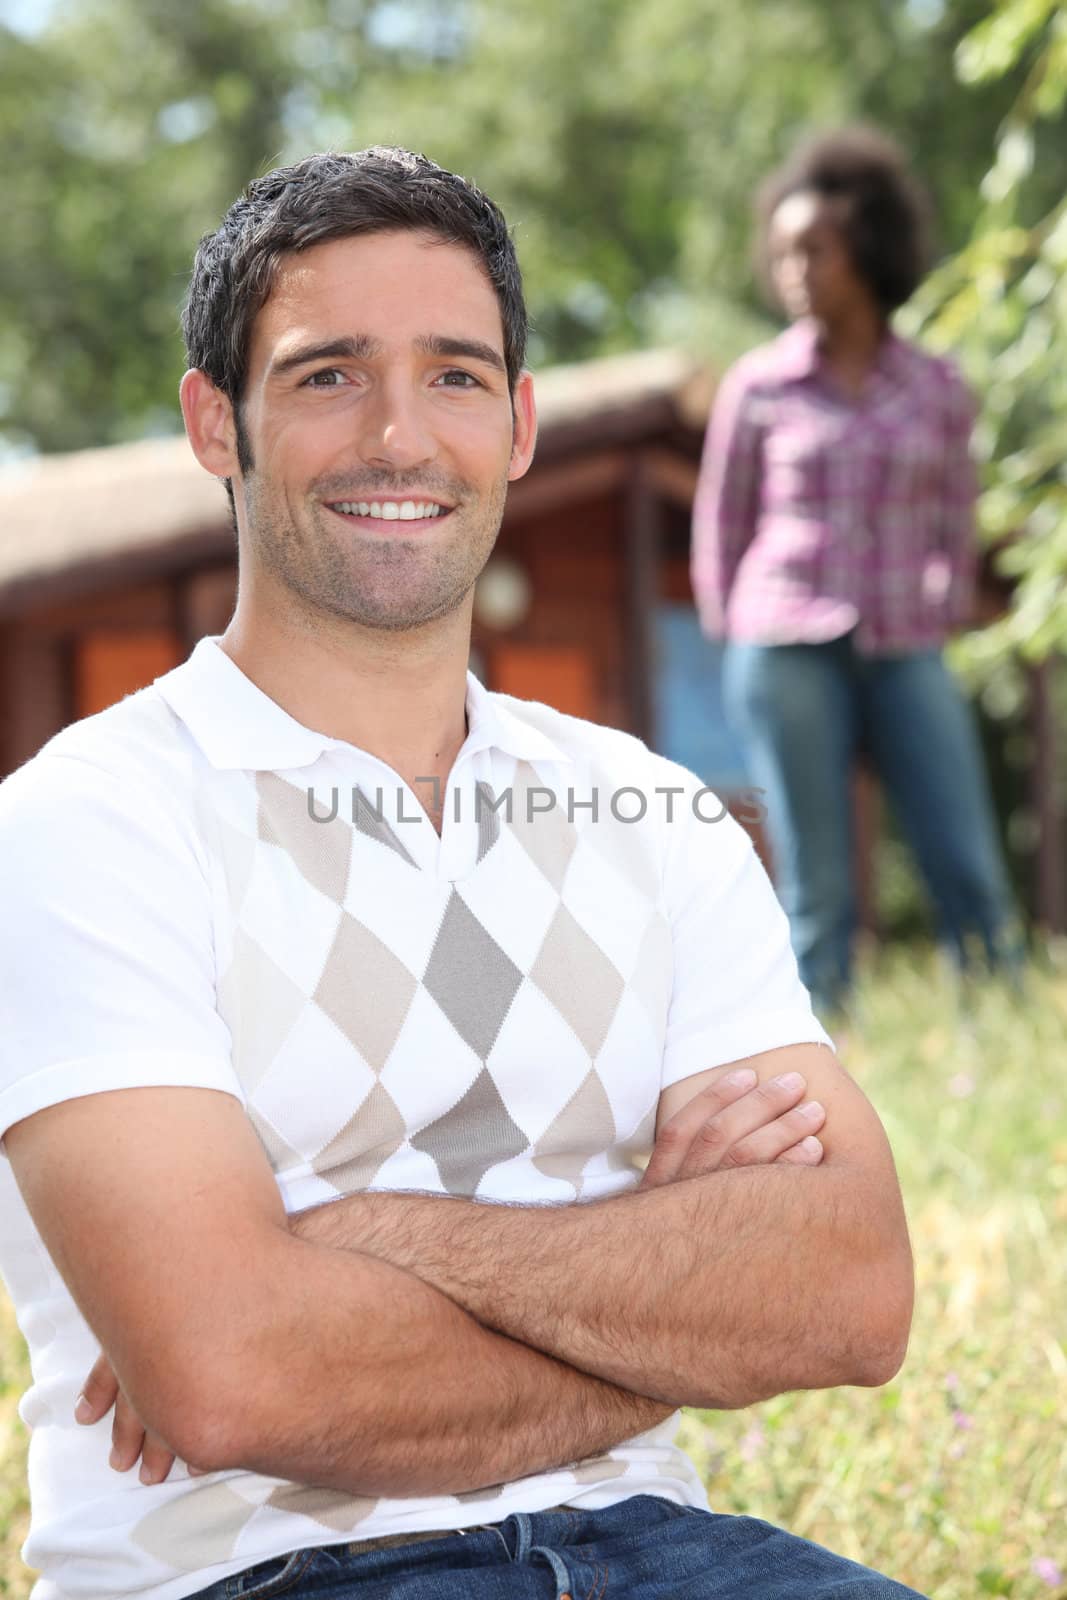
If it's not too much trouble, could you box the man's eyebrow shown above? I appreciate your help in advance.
[415,334,507,373]
[269,335,381,378]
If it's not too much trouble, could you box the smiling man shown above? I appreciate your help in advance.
[0,149,921,1600]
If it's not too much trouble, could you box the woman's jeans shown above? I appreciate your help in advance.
[186,1495,925,1597]
[724,635,1017,1016]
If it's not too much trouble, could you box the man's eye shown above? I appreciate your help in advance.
[304,369,346,387]
[437,370,480,388]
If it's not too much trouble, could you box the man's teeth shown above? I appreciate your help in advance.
[333,500,444,520]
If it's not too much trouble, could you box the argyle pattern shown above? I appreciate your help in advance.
[217,759,669,1209]
[127,756,696,1578]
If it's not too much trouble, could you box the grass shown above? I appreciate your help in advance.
[0,1296,29,1598]
[680,945,1067,1598]
[1,945,1065,1598]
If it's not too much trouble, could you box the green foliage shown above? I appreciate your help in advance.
[3,0,1062,661]
[0,0,1030,456]
[906,1,1067,668]
[0,1296,29,1596]
[0,0,312,451]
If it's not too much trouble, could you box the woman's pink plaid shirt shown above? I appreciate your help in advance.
[690,320,978,654]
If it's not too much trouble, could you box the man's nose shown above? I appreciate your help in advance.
[358,380,437,469]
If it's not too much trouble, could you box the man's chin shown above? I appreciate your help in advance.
[315,586,473,635]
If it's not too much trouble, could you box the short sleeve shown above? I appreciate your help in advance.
[0,752,241,1149]
[658,763,832,1088]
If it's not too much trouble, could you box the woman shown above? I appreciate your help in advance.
[690,126,1017,1018]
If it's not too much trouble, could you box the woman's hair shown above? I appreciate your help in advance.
[755,126,934,313]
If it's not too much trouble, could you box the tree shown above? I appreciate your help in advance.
[907,0,1067,669]
[346,0,1023,366]
[0,0,1030,455]
[0,0,380,453]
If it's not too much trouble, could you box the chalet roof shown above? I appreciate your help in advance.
[0,348,709,609]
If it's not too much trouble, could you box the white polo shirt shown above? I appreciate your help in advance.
[0,638,829,1600]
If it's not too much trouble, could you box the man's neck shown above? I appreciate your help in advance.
[218,602,472,794]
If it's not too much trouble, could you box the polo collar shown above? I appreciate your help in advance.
[460,671,573,766]
[155,636,571,773]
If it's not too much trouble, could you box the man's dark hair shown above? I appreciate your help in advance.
[182,147,527,500]
[755,126,933,314]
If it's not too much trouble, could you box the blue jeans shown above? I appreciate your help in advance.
[723,635,1017,1015]
[186,1495,925,1597]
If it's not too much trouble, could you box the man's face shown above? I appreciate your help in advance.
[229,229,535,633]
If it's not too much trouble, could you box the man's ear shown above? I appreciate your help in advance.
[507,370,537,483]
[180,369,240,480]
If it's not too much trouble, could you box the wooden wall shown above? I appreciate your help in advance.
[0,479,692,775]
[477,488,631,730]
[0,566,237,776]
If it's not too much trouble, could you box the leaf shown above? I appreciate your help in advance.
[981,123,1034,203]
[957,0,1058,85]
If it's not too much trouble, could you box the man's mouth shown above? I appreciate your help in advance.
[326,498,452,523]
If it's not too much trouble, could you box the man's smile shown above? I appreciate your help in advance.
[324,497,455,530]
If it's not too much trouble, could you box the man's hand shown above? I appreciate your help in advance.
[76,1354,183,1485]
[640,1065,824,1189]
[74,1069,824,1475]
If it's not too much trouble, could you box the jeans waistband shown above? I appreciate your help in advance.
[347,1503,574,1557]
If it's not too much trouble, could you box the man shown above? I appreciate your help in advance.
[0,148,920,1599]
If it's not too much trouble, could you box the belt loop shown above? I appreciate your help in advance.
[511,1512,533,1563]
[528,1543,574,1598]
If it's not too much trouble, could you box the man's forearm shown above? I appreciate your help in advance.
[291,1161,913,1411]
[80,1066,830,1487]
[195,1230,671,1494]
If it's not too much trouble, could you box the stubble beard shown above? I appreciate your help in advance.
[244,468,509,634]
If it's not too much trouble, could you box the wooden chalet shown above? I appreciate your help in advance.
[0,347,1062,930]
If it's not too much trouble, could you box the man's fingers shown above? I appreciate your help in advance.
[705,1099,826,1175]
[138,1431,178,1486]
[641,1068,761,1188]
[103,1387,177,1483]
[74,1351,120,1425]
[671,1072,810,1183]
[78,1351,170,1481]
[109,1391,147,1473]
[776,1135,824,1166]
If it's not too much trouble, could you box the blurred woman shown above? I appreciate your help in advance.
[690,126,1017,1018]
